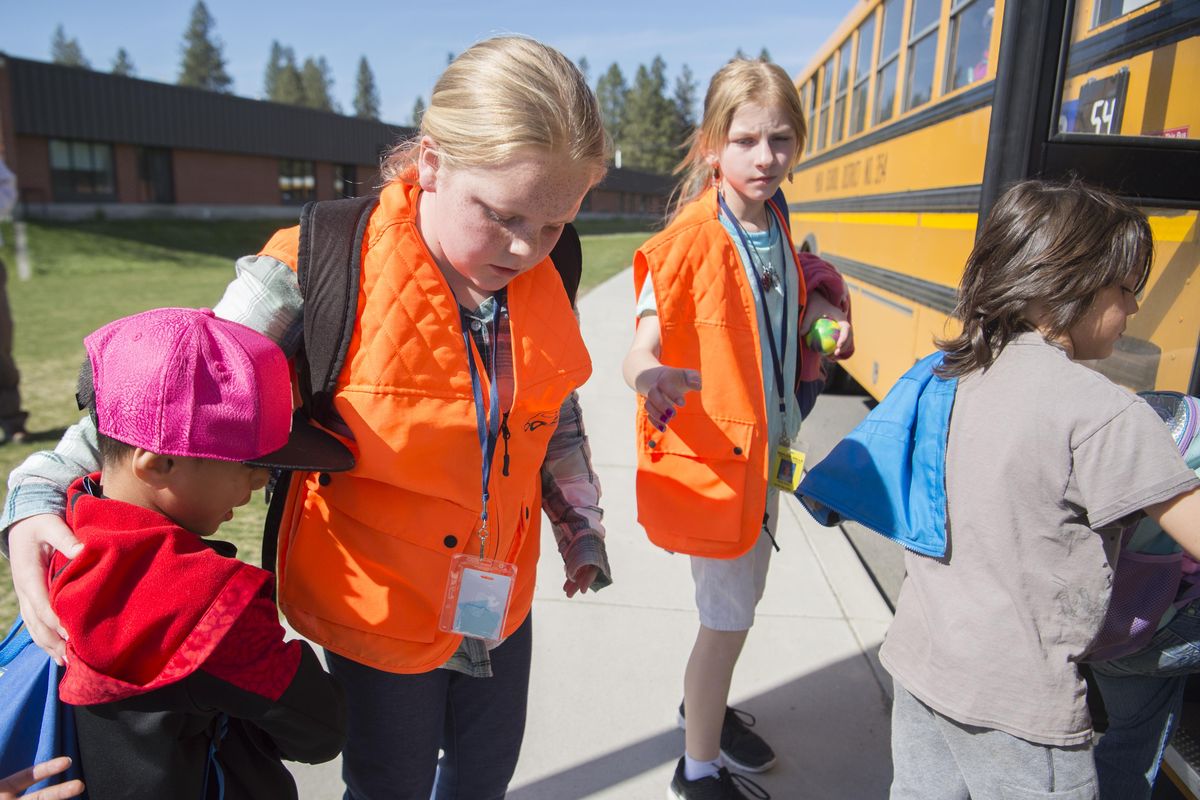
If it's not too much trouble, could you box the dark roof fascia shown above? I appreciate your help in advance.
[2,54,413,165]
[596,167,674,195]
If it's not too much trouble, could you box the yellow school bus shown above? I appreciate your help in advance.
[786,0,1200,400]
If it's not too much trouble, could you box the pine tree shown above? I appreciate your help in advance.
[111,48,136,76]
[411,97,426,128]
[50,25,90,69]
[595,63,628,159]
[301,57,338,112]
[672,64,698,148]
[622,57,677,174]
[577,56,590,84]
[734,47,749,60]
[759,47,772,62]
[353,56,381,120]
[271,46,305,106]
[263,41,285,100]
[177,0,232,92]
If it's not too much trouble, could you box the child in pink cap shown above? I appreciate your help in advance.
[48,308,353,800]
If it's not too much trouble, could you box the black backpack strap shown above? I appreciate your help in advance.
[262,195,376,575]
[296,195,379,428]
[550,222,582,307]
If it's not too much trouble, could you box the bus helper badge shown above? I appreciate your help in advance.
[438,301,518,643]
[439,550,517,643]
[771,443,805,492]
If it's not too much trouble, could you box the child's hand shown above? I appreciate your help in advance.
[563,565,599,598]
[0,757,85,800]
[636,366,702,431]
[800,292,853,358]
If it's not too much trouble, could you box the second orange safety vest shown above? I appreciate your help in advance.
[632,188,806,559]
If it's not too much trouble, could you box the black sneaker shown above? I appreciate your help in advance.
[677,702,777,773]
[668,757,770,800]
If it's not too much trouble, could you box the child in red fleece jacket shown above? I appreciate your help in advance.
[48,307,354,800]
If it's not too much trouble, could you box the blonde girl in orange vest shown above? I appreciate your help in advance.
[623,59,852,800]
[5,37,611,800]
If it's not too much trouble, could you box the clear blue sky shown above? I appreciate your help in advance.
[0,0,844,126]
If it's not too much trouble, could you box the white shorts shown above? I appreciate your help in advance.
[690,491,780,632]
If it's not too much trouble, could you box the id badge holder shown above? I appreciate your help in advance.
[770,445,805,491]
[438,554,518,643]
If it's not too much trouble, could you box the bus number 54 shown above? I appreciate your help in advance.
[1090,98,1117,135]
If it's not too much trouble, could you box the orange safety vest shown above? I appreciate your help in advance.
[260,181,592,673]
[632,188,806,559]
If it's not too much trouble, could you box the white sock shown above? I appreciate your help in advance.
[683,754,722,781]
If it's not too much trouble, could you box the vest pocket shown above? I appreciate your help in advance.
[637,412,755,546]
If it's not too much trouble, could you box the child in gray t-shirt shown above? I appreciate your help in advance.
[880,180,1200,800]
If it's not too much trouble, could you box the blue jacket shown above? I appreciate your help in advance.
[796,352,955,558]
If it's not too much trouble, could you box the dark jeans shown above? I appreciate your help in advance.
[325,615,532,800]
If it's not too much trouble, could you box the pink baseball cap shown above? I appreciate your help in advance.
[80,308,353,472]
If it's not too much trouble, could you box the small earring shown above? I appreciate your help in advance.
[787,171,794,184]
[710,165,721,188]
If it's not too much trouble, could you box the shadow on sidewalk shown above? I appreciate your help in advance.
[510,648,893,800]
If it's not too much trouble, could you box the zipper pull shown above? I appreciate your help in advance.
[501,412,511,476]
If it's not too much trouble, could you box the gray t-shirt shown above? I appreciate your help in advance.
[880,333,1200,746]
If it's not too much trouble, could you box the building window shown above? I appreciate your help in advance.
[279,160,315,204]
[850,12,877,135]
[904,0,942,112]
[944,0,995,92]
[818,59,834,149]
[831,39,853,145]
[875,0,904,125]
[49,139,116,202]
[333,164,357,198]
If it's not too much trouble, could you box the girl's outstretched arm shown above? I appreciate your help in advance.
[1148,486,1200,560]
[623,316,701,430]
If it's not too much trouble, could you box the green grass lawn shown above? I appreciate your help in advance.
[0,216,652,624]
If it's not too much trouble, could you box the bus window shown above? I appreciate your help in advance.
[819,58,834,147]
[875,0,904,124]
[1058,0,1199,140]
[851,12,877,135]
[805,78,818,153]
[1092,0,1155,27]
[904,0,941,111]
[832,39,853,144]
[944,0,995,92]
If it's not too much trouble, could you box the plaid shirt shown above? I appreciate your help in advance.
[3,254,610,677]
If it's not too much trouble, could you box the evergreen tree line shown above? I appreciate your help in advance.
[49,1,382,120]
[408,47,769,176]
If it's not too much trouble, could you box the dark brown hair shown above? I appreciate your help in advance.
[936,179,1153,377]
[97,432,135,466]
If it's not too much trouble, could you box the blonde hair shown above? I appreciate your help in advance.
[670,58,807,216]
[381,37,609,183]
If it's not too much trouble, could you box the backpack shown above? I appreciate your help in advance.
[1088,391,1200,662]
[262,195,584,571]
[0,616,85,796]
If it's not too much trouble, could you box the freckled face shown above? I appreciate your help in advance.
[417,142,599,301]
[1067,276,1141,361]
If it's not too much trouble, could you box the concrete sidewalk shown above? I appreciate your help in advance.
[294,266,896,799]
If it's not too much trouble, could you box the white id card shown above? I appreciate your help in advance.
[438,554,517,642]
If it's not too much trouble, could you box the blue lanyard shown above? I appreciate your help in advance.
[461,302,502,560]
[718,193,790,429]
